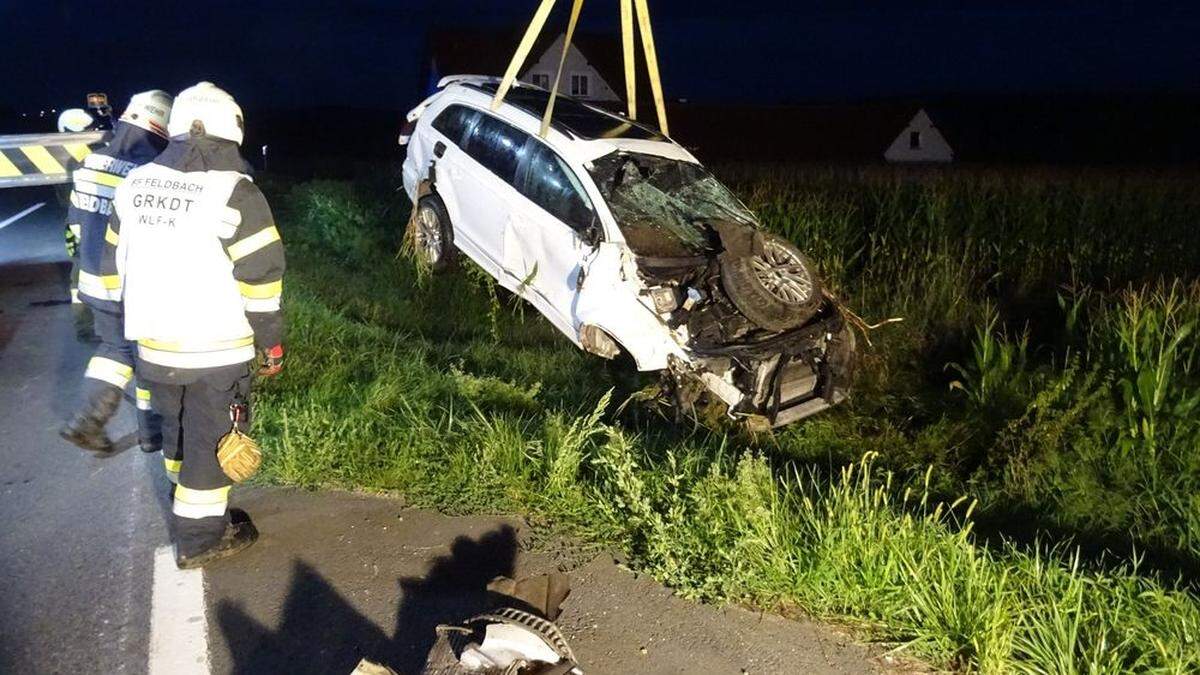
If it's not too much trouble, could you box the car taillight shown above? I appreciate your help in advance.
[398,120,416,146]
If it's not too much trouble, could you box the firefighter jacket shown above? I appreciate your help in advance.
[69,121,166,312]
[105,136,284,371]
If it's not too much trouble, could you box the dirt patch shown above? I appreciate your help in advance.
[204,487,902,674]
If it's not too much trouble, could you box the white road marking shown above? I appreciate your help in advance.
[149,546,210,674]
[0,201,46,231]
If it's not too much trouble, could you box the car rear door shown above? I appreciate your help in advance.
[452,113,533,275]
[414,104,480,250]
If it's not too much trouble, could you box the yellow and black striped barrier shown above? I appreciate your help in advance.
[0,131,107,189]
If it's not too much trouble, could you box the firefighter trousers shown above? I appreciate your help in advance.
[69,256,95,342]
[148,366,251,550]
[83,310,162,447]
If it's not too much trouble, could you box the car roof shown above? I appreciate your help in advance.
[465,81,663,141]
[435,76,697,165]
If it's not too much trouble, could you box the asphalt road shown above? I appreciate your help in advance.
[0,186,163,674]
[0,187,889,674]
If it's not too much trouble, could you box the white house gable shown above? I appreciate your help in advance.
[885,109,953,163]
[520,34,620,103]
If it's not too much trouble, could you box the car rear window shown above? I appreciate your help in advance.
[430,104,479,146]
[463,114,532,184]
[467,82,665,141]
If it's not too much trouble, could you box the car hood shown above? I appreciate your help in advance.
[575,138,699,165]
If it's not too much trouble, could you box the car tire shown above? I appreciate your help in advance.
[413,194,456,272]
[720,234,822,332]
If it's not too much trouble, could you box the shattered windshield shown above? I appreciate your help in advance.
[588,152,756,257]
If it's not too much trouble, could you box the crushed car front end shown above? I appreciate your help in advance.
[633,254,856,427]
[589,150,857,427]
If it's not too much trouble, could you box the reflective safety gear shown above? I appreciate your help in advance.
[113,103,279,568]
[59,385,122,454]
[69,121,168,313]
[167,82,244,145]
[58,108,95,133]
[107,135,285,372]
[119,90,173,139]
[137,387,163,452]
[62,310,163,451]
[163,454,182,484]
[174,508,258,570]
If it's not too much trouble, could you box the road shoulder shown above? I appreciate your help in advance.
[203,487,891,674]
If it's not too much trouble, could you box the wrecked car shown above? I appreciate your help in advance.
[401,76,855,427]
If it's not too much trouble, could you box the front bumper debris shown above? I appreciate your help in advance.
[668,312,854,428]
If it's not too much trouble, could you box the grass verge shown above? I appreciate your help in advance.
[252,171,1200,672]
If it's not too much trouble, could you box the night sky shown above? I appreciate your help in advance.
[3,0,1198,113]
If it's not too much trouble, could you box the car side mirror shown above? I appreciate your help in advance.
[434,141,446,158]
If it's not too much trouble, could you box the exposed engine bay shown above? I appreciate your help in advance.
[590,152,856,427]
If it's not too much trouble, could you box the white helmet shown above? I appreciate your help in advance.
[167,82,244,145]
[119,89,173,138]
[57,108,94,132]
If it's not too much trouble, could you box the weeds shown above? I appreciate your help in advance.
[254,170,1200,672]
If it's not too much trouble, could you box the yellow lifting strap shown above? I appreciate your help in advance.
[633,0,669,135]
[492,0,558,111]
[494,0,669,136]
[620,0,637,119]
[541,0,586,137]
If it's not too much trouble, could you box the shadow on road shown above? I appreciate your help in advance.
[215,524,518,674]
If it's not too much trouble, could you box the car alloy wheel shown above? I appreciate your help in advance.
[750,239,815,305]
[720,233,824,332]
[416,203,444,265]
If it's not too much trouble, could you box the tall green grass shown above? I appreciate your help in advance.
[722,166,1200,573]
[253,169,1200,671]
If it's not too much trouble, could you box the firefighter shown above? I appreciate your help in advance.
[58,107,100,342]
[59,91,173,454]
[105,82,285,568]
[86,92,114,131]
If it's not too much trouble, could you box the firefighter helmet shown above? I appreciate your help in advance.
[120,90,173,138]
[57,108,94,133]
[167,82,244,145]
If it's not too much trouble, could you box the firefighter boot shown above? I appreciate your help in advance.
[138,410,163,453]
[59,386,123,454]
[73,302,99,343]
[174,509,258,569]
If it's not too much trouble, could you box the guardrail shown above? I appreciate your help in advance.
[0,131,107,188]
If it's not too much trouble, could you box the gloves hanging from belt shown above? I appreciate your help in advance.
[257,344,284,377]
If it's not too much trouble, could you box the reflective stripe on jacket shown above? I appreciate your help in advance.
[69,121,166,312]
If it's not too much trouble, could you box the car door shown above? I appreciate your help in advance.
[504,140,602,340]
[451,113,533,274]
[417,104,480,253]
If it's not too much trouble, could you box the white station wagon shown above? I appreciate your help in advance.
[401,76,855,427]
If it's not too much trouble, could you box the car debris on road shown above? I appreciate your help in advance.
[354,573,582,674]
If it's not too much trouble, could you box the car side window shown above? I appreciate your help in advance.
[430,104,479,147]
[463,114,531,184]
[519,143,596,235]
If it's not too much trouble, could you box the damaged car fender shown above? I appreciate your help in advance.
[572,241,684,371]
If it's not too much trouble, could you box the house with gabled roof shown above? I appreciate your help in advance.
[427,30,624,106]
